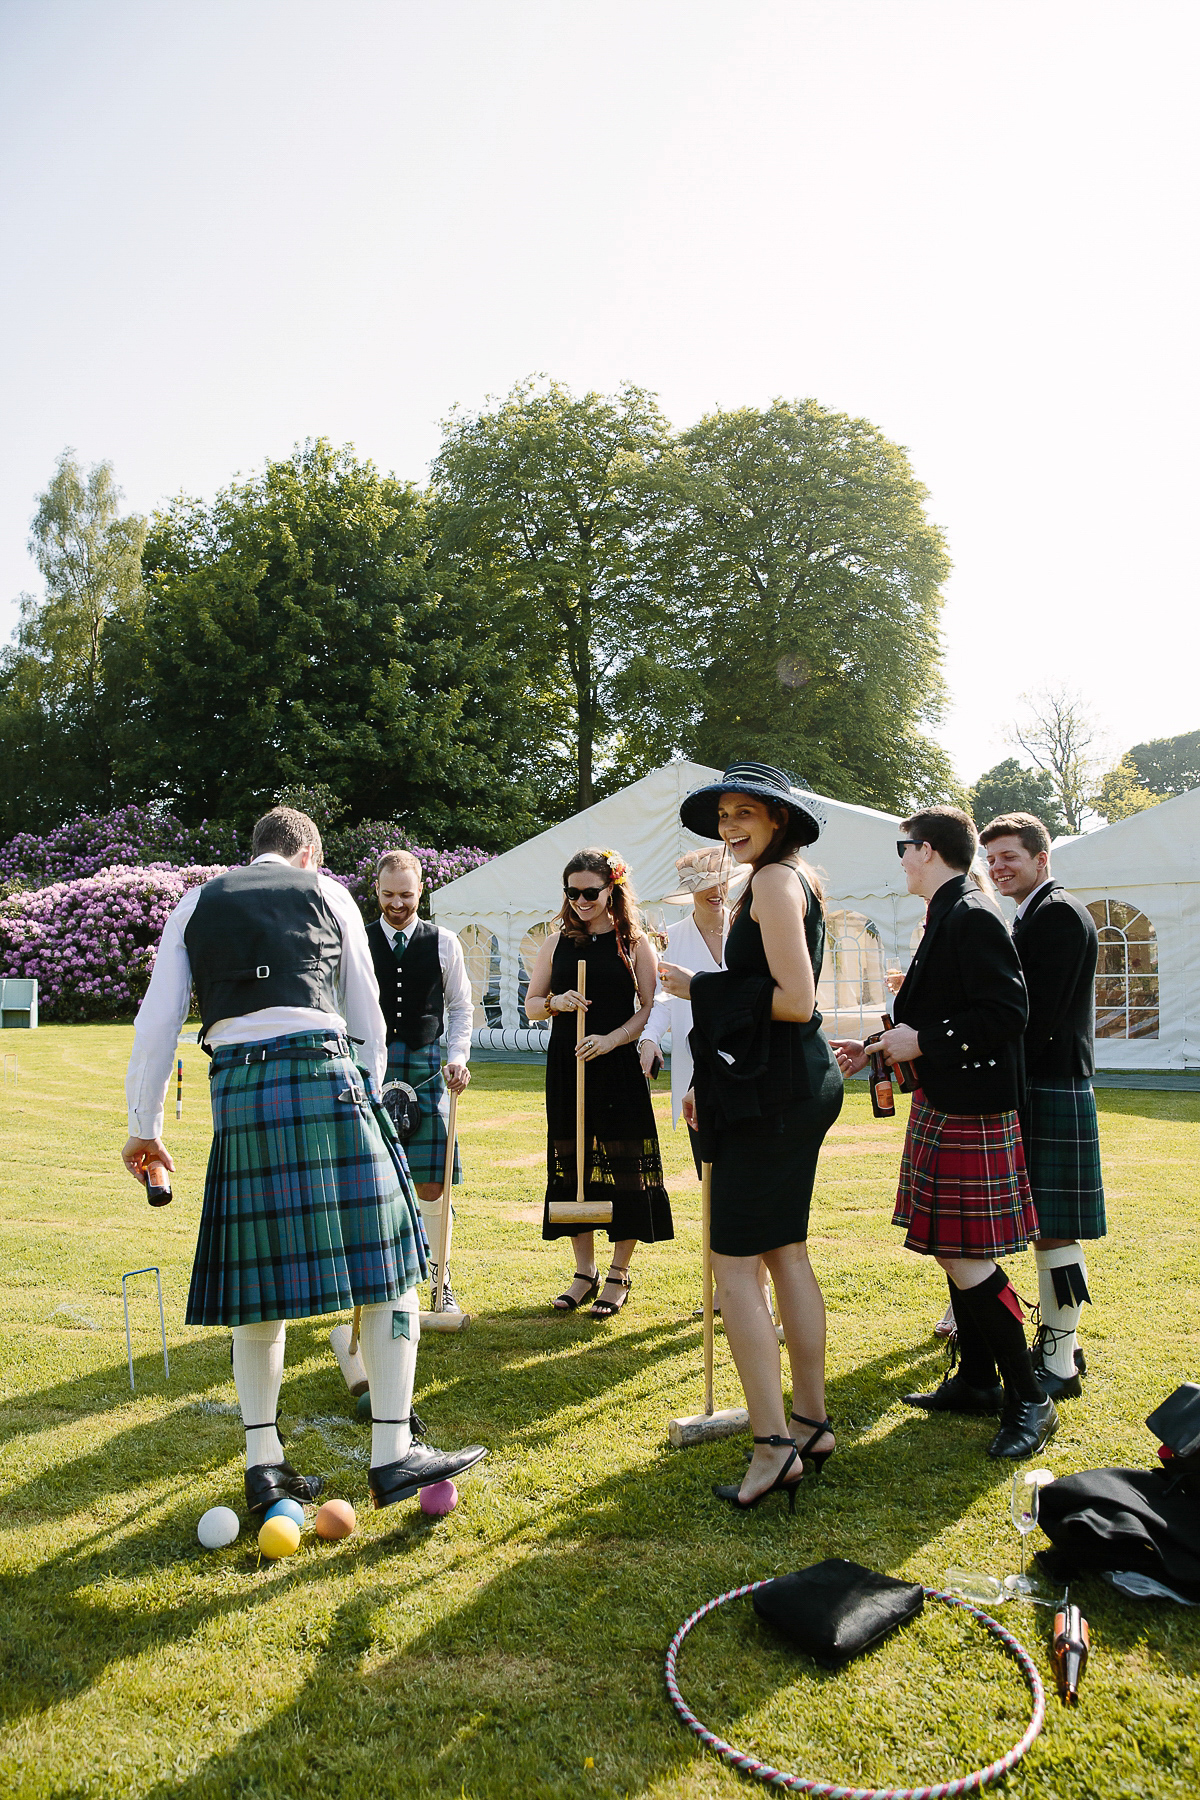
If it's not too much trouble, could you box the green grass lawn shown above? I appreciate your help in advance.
[1,1025,1197,1799]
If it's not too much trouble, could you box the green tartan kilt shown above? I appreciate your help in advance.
[385,1041,463,1188]
[186,1032,427,1327]
[1019,1077,1107,1240]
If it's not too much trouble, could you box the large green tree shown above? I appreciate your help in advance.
[112,440,537,847]
[664,400,959,811]
[968,758,1067,836]
[430,379,683,814]
[1125,727,1200,797]
[0,450,146,833]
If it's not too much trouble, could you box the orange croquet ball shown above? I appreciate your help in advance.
[314,1498,357,1540]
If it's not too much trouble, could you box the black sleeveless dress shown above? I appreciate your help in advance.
[708,871,843,1257]
[542,930,674,1244]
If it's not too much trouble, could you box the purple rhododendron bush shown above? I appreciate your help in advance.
[0,807,496,1021]
[0,864,228,1021]
[0,806,242,888]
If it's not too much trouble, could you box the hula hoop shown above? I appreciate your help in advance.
[664,1582,1045,1799]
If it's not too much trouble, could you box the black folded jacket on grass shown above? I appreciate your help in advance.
[752,1559,924,1668]
[1037,1465,1200,1600]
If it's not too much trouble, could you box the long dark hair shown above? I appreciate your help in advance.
[554,847,644,986]
[727,800,824,922]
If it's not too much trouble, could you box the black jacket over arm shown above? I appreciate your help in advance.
[1012,881,1098,1081]
[893,875,1028,1114]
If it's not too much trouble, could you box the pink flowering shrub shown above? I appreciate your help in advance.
[324,822,493,919]
[0,864,227,1021]
[0,808,242,889]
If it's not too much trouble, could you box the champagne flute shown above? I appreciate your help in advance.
[1004,1471,1041,1597]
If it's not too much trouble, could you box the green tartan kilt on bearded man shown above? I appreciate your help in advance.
[121,807,487,1517]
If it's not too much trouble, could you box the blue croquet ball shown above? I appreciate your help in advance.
[356,1390,372,1421]
[263,1497,305,1527]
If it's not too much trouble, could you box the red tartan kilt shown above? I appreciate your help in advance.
[893,1092,1038,1258]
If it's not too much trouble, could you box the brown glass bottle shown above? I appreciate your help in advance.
[868,1051,896,1118]
[144,1159,173,1206]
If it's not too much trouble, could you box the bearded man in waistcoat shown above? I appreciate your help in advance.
[366,849,473,1313]
[121,806,486,1516]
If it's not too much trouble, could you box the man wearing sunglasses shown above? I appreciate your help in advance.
[833,805,1056,1460]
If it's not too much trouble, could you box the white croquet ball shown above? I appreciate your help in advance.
[197,1505,241,1549]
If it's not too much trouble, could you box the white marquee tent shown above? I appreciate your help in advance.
[433,761,925,1051]
[1050,786,1200,1070]
[434,762,1200,1070]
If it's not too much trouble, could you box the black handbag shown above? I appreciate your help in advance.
[752,1559,924,1668]
[1147,1384,1200,1464]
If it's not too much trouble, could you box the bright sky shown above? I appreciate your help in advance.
[2,0,1197,788]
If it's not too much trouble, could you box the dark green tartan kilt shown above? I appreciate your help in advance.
[187,1032,427,1328]
[1019,1077,1106,1240]
[385,1041,462,1188]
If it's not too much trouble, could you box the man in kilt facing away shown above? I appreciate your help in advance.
[366,850,473,1313]
[121,807,486,1516]
[834,806,1057,1460]
[981,812,1104,1401]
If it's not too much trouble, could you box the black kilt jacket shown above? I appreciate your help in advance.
[1012,881,1098,1082]
[893,875,1028,1114]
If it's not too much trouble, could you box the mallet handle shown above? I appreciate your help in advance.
[432,1086,458,1313]
[576,958,587,1205]
[702,1160,714,1417]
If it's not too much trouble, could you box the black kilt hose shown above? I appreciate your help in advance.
[187,1032,427,1327]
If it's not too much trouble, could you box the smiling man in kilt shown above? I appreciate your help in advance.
[121,806,486,1516]
[833,806,1057,1460]
[982,812,1104,1401]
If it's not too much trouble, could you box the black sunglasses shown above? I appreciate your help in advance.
[896,839,925,859]
[565,883,608,902]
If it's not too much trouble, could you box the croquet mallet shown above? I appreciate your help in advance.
[421,1085,471,1331]
[547,958,613,1229]
[330,1305,369,1396]
[668,1161,749,1446]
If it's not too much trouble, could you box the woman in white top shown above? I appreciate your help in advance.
[639,849,745,1170]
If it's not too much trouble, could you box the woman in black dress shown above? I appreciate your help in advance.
[660,764,842,1510]
[525,849,673,1317]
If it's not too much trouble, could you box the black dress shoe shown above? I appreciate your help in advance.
[245,1461,325,1515]
[1033,1366,1083,1400]
[369,1441,488,1509]
[987,1397,1059,1459]
[903,1373,1005,1415]
[1033,1346,1087,1387]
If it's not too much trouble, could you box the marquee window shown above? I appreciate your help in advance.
[1087,900,1159,1040]
[819,911,887,1036]
[457,925,503,1030]
[517,922,555,1027]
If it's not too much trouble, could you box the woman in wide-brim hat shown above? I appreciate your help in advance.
[660,762,843,1511]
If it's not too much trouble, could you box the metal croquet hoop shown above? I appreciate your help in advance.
[664,1581,1045,1799]
[122,1267,170,1390]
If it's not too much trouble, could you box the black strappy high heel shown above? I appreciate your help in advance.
[589,1265,633,1319]
[713,1434,802,1513]
[790,1412,836,1476]
[551,1268,600,1311]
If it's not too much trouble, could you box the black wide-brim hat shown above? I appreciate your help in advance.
[680,761,827,846]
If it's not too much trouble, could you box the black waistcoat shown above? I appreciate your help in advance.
[184,864,343,1038]
[366,917,445,1048]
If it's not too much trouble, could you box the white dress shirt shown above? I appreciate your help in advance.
[377,917,473,1068]
[643,910,728,1126]
[126,855,388,1138]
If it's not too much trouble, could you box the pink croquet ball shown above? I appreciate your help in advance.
[419,1480,458,1516]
